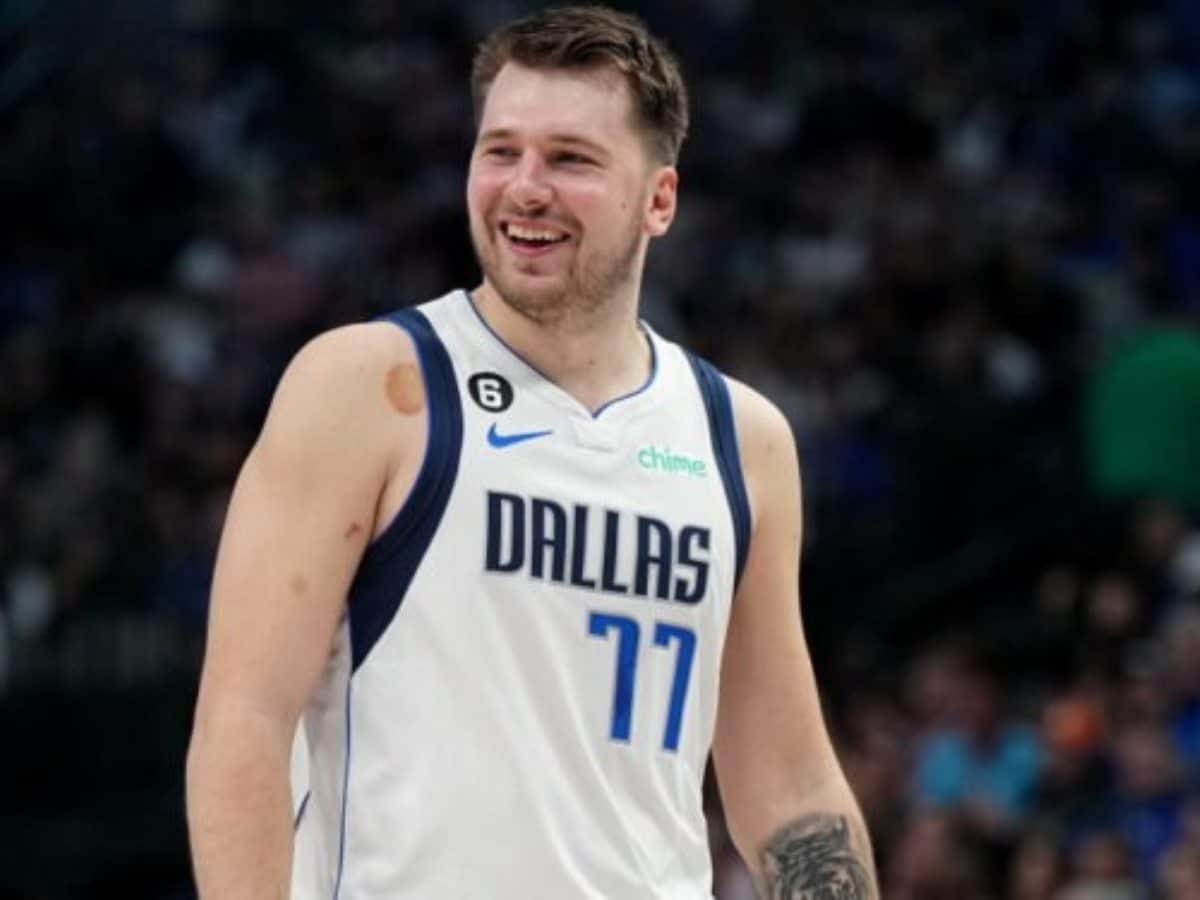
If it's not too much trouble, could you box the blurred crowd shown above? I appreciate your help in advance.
[3,0,1200,896]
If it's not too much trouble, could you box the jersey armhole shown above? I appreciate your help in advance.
[685,353,752,590]
[346,307,463,671]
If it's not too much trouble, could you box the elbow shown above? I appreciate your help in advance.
[184,700,295,806]
[720,767,870,868]
[185,711,219,821]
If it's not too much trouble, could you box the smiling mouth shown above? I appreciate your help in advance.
[501,221,570,255]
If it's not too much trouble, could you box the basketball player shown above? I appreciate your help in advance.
[186,6,878,898]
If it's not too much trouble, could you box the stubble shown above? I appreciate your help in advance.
[470,206,645,328]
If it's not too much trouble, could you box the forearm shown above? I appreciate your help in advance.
[739,778,879,900]
[186,713,295,900]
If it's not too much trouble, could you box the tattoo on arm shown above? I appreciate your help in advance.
[759,813,876,900]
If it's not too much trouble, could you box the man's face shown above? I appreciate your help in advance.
[467,62,673,323]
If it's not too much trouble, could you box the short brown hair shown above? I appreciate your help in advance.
[471,5,689,164]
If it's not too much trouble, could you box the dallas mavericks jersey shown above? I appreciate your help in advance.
[291,289,750,899]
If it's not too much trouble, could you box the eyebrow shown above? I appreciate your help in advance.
[477,129,611,160]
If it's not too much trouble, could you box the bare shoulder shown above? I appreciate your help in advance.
[273,320,420,405]
[254,320,427,484]
[265,321,421,428]
[724,378,795,455]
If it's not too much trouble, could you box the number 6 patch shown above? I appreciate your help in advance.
[468,372,514,412]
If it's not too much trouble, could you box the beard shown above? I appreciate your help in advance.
[470,207,645,327]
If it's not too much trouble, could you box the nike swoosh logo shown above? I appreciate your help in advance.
[487,423,554,448]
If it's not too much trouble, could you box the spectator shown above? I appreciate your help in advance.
[1057,831,1147,900]
[1109,721,1191,882]
[884,810,990,900]
[1007,829,1066,900]
[912,658,1045,842]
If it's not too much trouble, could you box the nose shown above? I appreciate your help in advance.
[507,153,553,210]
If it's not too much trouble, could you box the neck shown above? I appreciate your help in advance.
[470,281,651,414]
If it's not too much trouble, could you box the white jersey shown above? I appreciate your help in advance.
[291,290,751,899]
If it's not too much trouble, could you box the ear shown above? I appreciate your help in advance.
[644,166,678,238]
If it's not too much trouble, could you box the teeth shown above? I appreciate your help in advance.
[506,224,566,242]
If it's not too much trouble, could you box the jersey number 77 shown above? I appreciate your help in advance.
[588,611,696,752]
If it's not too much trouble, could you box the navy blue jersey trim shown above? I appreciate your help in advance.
[686,354,752,588]
[293,789,311,831]
[332,680,352,900]
[591,333,658,417]
[348,307,463,671]
[464,291,657,419]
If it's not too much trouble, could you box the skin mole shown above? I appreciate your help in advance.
[289,574,309,596]
[385,364,424,415]
[343,522,364,540]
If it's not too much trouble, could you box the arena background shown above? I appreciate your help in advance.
[3,0,1200,897]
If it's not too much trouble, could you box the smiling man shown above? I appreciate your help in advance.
[185,6,878,899]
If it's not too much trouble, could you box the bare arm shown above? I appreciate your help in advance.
[712,382,878,899]
[185,324,424,899]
